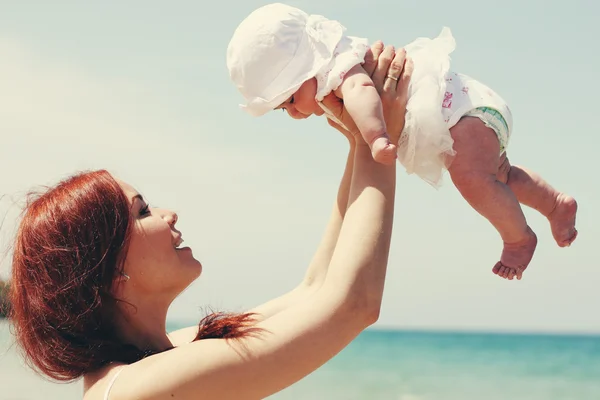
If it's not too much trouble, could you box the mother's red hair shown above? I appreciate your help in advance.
[9,170,256,381]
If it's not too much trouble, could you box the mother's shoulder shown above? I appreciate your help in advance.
[168,325,199,347]
[83,362,127,400]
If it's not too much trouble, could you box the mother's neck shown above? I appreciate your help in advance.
[113,294,174,353]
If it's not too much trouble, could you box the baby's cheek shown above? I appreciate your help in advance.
[294,102,309,115]
[295,96,320,116]
[286,107,305,119]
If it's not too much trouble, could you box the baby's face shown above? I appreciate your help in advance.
[276,78,324,119]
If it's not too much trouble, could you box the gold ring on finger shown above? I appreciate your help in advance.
[387,75,399,81]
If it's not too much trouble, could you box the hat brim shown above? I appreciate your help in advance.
[239,31,325,117]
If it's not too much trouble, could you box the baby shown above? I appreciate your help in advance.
[226,3,578,280]
[227,3,397,165]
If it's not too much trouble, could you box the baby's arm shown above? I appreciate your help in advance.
[335,65,396,164]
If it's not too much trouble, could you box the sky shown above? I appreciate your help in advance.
[0,0,598,334]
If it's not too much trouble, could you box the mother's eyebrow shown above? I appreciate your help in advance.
[129,194,146,210]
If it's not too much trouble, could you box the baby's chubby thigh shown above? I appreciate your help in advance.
[448,116,502,176]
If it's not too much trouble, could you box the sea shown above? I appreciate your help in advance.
[1,320,599,400]
[269,328,600,400]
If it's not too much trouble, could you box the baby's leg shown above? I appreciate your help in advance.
[448,117,537,280]
[497,157,578,247]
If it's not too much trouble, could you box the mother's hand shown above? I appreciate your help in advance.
[322,42,413,145]
[375,47,413,145]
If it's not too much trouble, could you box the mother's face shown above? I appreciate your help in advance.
[116,179,202,300]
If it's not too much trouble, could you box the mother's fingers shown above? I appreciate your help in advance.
[371,45,396,93]
[362,41,384,77]
[396,57,413,101]
[389,57,413,119]
[382,48,407,96]
[381,56,413,144]
[326,116,346,134]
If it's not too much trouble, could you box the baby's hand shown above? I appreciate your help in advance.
[370,135,397,165]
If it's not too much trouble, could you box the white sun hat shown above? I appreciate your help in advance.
[226,3,347,116]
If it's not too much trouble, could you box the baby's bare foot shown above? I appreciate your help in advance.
[548,194,578,247]
[492,227,537,280]
[371,137,397,165]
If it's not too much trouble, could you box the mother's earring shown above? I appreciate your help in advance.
[122,272,130,282]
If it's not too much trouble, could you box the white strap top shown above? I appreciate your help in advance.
[103,367,126,400]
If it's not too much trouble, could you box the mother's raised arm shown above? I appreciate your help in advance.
[108,47,413,400]
[245,43,413,323]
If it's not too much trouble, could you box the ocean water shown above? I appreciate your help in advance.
[2,321,599,399]
[267,329,600,400]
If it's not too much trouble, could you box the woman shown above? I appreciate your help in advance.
[9,43,412,399]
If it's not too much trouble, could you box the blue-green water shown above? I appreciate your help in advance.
[3,320,599,399]
[264,329,600,400]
